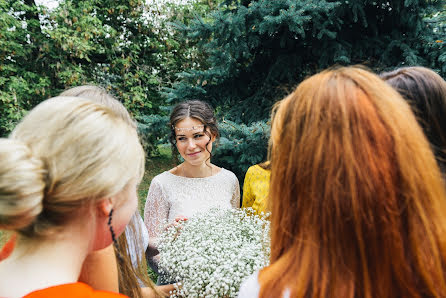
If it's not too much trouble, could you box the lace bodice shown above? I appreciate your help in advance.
[143,168,240,240]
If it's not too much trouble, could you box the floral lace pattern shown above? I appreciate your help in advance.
[143,168,240,241]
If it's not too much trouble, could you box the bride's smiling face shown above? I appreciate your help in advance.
[175,117,215,166]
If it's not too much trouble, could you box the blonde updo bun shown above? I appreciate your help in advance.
[4,96,144,238]
[0,139,45,230]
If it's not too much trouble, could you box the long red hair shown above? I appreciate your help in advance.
[260,66,446,297]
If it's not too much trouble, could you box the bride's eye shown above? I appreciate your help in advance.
[194,134,204,139]
[177,136,187,142]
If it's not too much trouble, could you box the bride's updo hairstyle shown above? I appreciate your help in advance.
[260,66,446,297]
[169,100,219,156]
[0,97,144,238]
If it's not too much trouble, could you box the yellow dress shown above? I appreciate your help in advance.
[242,164,270,214]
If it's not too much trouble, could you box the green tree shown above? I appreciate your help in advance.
[213,119,270,182]
[0,0,167,136]
[167,0,446,123]
[144,0,214,94]
[0,0,49,134]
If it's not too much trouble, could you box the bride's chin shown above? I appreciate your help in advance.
[185,160,203,167]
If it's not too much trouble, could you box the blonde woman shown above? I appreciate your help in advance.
[60,85,171,298]
[0,97,143,297]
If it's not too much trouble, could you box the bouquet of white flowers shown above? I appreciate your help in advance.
[157,208,270,298]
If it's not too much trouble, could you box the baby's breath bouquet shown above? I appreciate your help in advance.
[157,208,270,298]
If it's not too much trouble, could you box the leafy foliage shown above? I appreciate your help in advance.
[167,0,446,123]
[2,0,444,176]
[137,114,170,157]
[0,0,210,140]
[0,0,51,135]
[424,3,446,73]
[1,0,158,135]
[213,119,269,183]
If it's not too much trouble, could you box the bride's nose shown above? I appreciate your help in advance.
[187,138,197,149]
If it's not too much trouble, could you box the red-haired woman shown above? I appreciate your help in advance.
[238,66,446,298]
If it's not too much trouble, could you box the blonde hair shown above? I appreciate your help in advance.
[0,97,144,238]
[61,85,164,298]
[260,66,446,297]
[0,139,45,230]
[60,85,136,129]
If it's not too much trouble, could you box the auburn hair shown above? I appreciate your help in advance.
[259,66,446,298]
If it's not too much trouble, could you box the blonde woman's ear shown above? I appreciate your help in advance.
[97,198,113,217]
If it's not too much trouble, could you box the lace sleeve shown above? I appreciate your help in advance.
[231,175,241,208]
[143,178,169,240]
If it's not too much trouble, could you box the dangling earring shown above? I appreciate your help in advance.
[108,208,123,262]
[108,208,117,246]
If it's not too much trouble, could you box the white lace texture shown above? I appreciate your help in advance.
[143,168,240,241]
[124,213,149,268]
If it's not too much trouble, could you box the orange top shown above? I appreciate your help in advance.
[22,282,128,298]
[0,234,16,262]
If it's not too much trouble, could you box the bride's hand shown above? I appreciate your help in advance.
[174,215,188,223]
[165,215,188,230]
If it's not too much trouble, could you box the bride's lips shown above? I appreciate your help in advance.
[187,151,201,157]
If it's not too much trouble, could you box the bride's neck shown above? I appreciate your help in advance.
[181,162,213,178]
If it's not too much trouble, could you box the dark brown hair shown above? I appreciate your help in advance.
[380,66,446,172]
[258,161,271,170]
[259,66,446,298]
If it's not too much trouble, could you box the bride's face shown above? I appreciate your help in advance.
[175,117,215,166]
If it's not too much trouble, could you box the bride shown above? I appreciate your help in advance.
[143,100,240,279]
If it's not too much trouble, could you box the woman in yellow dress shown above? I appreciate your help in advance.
[242,161,270,214]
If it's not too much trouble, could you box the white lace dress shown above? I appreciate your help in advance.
[143,168,240,273]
